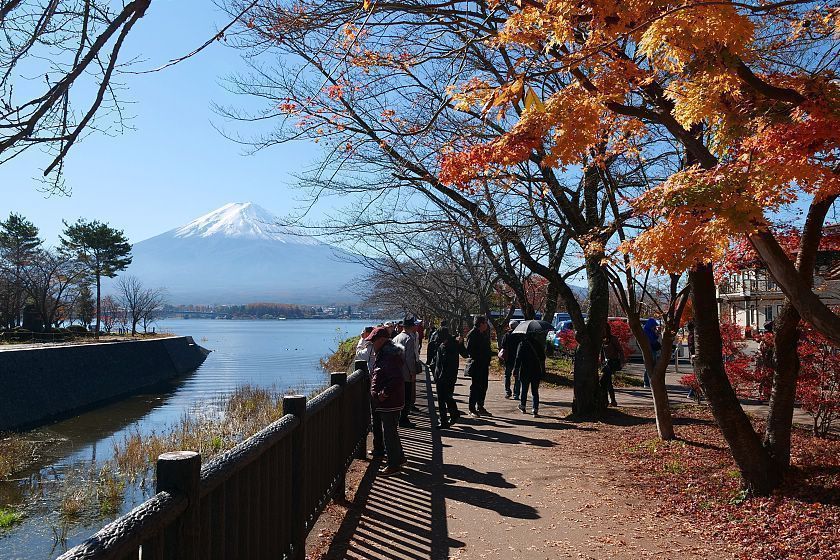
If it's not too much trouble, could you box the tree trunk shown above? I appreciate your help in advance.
[629,317,676,440]
[572,337,601,418]
[95,274,101,339]
[763,303,800,467]
[690,263,779,495]
[544,280,560,320]
[572,251,610,418]
[763,195,834,468]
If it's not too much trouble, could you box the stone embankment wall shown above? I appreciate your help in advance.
[0,336,210,432]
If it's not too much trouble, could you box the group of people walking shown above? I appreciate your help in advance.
[354,313,635,476]
[353,314,553,476]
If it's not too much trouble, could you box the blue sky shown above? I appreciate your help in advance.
[1,0,319,245]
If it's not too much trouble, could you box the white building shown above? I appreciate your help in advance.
[717,239,840,334]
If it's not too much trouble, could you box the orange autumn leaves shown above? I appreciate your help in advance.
[438,0,840,272]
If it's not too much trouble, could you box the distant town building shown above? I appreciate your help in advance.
[717,228,840,334]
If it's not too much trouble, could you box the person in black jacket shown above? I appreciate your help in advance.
[459,315,493,417]
[433,324,461,428]
[426,321,441,370]
[499,320,521,399]
[513,332,546,417]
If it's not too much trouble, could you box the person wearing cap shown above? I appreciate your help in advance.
[367,326,407,476]
[393,317,421,427]
[459,315,493,417]
[354,326,375,374]
[499,320,522,399]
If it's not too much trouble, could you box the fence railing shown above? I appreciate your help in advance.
[56,370,370,560]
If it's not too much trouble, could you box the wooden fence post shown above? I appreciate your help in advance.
[331,372,348,501]
[283,395,307,560]
[156,451,201,560]
[353,365,369,460]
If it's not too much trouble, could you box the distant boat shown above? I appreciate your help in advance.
[278,317,287,320]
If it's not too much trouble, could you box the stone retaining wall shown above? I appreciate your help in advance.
[0,336,210,432]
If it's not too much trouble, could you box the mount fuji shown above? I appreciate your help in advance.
[118,203,367,305]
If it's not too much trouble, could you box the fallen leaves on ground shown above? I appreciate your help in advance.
[584,407,840,560]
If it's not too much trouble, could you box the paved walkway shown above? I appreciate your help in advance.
[321,364,736,560]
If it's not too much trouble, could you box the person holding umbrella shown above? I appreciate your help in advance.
[511,320,550,417]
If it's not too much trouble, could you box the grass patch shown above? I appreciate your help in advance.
[321,336,358,373]
[0,507,23,529]
[113,385,286,483]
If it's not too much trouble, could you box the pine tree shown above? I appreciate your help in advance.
[60,219,132,338]
[0,213,42,328]
[76,283,95,329]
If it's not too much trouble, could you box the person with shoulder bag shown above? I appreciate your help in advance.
[459,315,493,417]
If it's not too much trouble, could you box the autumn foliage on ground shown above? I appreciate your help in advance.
[590,407,840,560]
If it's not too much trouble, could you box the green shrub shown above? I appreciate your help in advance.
[321,336,359,373]
[0,507,23,529]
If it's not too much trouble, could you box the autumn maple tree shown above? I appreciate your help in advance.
[434,0,838,494]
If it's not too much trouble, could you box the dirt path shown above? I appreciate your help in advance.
[315,364,737,559]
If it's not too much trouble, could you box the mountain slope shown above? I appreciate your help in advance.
[116,203,366,305]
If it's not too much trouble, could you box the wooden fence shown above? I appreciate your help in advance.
[56,370,370,560]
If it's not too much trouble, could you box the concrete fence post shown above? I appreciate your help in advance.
[283,395,307,560]
[156,451,201,560]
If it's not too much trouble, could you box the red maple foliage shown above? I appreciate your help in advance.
[608,319,633,362]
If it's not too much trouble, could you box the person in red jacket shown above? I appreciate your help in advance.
[368,326,408,476]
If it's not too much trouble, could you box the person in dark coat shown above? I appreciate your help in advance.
[499,320,521,399]
[642,318,661,388]
[368,327,407,476]
[426,321,441,370]
[601,323,624,407]
[433,324,461,428]
[459,315,493,416]
[513,332,546,417]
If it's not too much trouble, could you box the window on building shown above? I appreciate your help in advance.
[765,306,773,322]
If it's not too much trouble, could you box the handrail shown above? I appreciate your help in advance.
[55,369,371,560]
[56,491,187,560]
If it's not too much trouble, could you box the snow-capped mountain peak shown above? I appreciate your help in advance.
[172,202,317,244]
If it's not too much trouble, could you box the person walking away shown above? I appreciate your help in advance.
[393,317,421,427]
[409,318,422,411]
[513,332,546,417]
[601,324,624,407]
[642,318,661,388]
[367,326,407,475]
[459,315,492,417]
[499,320,521,399]
[433,323,461,429]
[416,320,425,352]
[426,321,440,370]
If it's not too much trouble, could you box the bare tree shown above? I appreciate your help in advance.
[22,248,80,329]
[1,0,152,192]
[100,294,120,334]
[116,275,165,335]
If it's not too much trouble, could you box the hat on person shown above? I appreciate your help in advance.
[365,326,391,342]
[403,316,420,327]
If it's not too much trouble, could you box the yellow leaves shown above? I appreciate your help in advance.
[447,78,495,111]
[543,86,607,167]
[639,2,755,73]
[524,87,545,112]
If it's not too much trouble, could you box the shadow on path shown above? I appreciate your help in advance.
[324,369,462,560]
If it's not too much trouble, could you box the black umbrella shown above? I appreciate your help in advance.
[512,319,553,334]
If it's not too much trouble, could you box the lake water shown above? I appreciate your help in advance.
[0,318,374,560]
